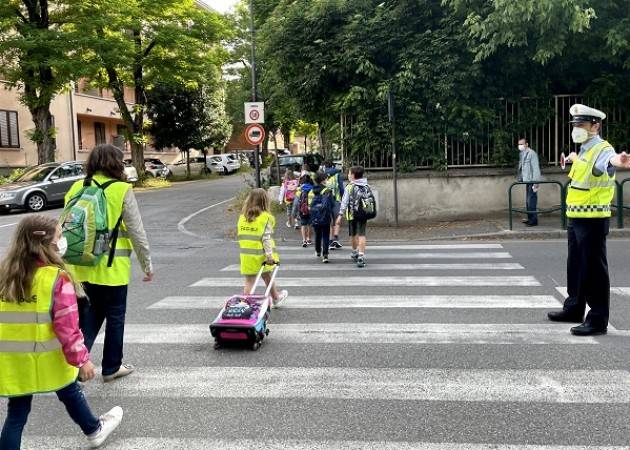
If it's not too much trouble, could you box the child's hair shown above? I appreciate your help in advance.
[315,171,328,185]
[242,188,270,222]
[350,166,365,179]
[299,174,313,185]
[0,215,66,303]
[283,169,294,181]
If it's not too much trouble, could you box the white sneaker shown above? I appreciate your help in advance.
[87,406,123,448]
[286,220,291,228]
[103,364,135,382]
[274,290,288,307]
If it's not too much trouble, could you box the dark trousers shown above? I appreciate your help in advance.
[80,283,128,376]
[526,184,538,225]
[563,218,610,327]
[313,224,331,257]
[0,382,100,449]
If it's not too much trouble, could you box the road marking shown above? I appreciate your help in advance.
[98,323,621,345]
[20,438,630,450]
[278,252,513,260]
[78,366,630,403]
[149,295,560,310]
[276,244,505,251]
[191,276,541,287]
[0,222,18,229]
[220,263,524,271]
[557,287,630,298]
[177,197,234,238]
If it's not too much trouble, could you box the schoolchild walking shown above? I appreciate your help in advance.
[309,172,335,263]
[278,169,299,228]
[323,160,344,249]
[0,215,122,449]
[238,189,288,306]
[294,174,314,247]
[336,166,377,268]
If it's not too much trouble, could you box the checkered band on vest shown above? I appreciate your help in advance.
[566,205,611,213]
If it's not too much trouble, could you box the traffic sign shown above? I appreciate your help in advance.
[245,124,266,146]
[560,153,566,170]
[245,102,265,124]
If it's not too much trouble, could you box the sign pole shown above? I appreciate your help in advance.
[249,0,260,188]
[388,89,399,227]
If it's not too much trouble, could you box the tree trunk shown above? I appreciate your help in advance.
[273,129,278,149]
[185,149,191,179]
[30,105,57,164]
[282,127,291,153]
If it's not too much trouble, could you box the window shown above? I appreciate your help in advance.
[51,165,77,179]
[0,110,20,148]
[77,120,83,149]
[94,122,106,145]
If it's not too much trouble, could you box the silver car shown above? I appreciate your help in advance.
[0,161,86,213]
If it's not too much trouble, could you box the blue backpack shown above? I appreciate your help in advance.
[309,188,332,226]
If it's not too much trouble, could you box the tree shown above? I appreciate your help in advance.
[147,83,231,179]
[77,0,229,176]
[0,1,87,163]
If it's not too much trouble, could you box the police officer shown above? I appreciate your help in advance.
[547,104,630,335]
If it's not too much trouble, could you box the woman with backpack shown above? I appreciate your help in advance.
[63,144,153,383]
[278,169,298,228]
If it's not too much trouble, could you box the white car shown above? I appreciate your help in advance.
[208,154,241,175]
[166,157,208,178]
[124,163,139,183]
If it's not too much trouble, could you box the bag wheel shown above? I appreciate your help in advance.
[252,342,260,351]
[213,342,221,350]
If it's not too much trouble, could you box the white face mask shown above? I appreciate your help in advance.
[55,236,68,257]
[518,144,526,151]
[571,127,590,144]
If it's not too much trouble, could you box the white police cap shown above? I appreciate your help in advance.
[569,104,606,124]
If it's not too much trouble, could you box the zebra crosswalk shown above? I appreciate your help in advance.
[17,242,630,448]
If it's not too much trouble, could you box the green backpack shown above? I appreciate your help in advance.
[59,178,123,267]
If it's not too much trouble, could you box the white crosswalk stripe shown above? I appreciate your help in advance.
[149,295,561,309]
[220,262,525,271]
[191,276,541,287]
[277,243,505,251]
[279,251,513,260]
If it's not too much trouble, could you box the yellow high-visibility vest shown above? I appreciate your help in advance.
[566,141,616,218]
[0,266,79,397]
[65,173,133,286]
[238,212,279,276]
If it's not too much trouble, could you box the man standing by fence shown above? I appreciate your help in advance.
[547,104,630,336]
[517,138,542,227]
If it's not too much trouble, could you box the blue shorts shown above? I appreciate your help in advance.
[300,215,311,226]
[332,201,341,218]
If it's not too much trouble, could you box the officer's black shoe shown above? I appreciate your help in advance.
[547,310,583,323]
[570,322,607,336]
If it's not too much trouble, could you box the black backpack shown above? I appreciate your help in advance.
[310,189,332,226]
[349,184,377,221]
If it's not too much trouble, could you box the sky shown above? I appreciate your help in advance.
[205,0,239,13]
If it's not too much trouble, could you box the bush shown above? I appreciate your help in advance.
[0,168,25,186]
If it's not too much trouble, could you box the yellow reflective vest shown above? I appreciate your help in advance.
[65,173,134,286]
[566,141,616,218]
[0,266,79,397]
[238,212,279,275]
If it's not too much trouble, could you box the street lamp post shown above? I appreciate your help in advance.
[249,0,261,188]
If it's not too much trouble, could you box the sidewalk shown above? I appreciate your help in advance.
[274,212,630,243]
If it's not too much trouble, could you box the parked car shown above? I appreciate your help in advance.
[0,161,85,212]
[208,154,241,175]
[267,153,324,185]
[167,157,207,178]
[125,158,169,178]
[124,163,139,183]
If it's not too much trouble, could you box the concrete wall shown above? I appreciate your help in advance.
[368,167,630,225]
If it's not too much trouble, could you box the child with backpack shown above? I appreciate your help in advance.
[323,160,345,249]
[336,166,377,268]
[309,172,335,263]
[0,215,123,449]
[294,174,314,248]
[238,189,288,306]
[278,169,299,228]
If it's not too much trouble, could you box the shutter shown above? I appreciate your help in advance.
[8,111,18,147]
[0,111,8,147]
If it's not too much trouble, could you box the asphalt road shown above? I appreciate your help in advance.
[2,176,630,449]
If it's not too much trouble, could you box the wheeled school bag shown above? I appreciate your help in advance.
[209,263,280,351]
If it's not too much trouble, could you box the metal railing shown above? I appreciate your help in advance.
[508,181,566,231]
[616,178,630,229]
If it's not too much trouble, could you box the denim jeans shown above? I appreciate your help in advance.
[0,382,100,449]
[80,283,128,376]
